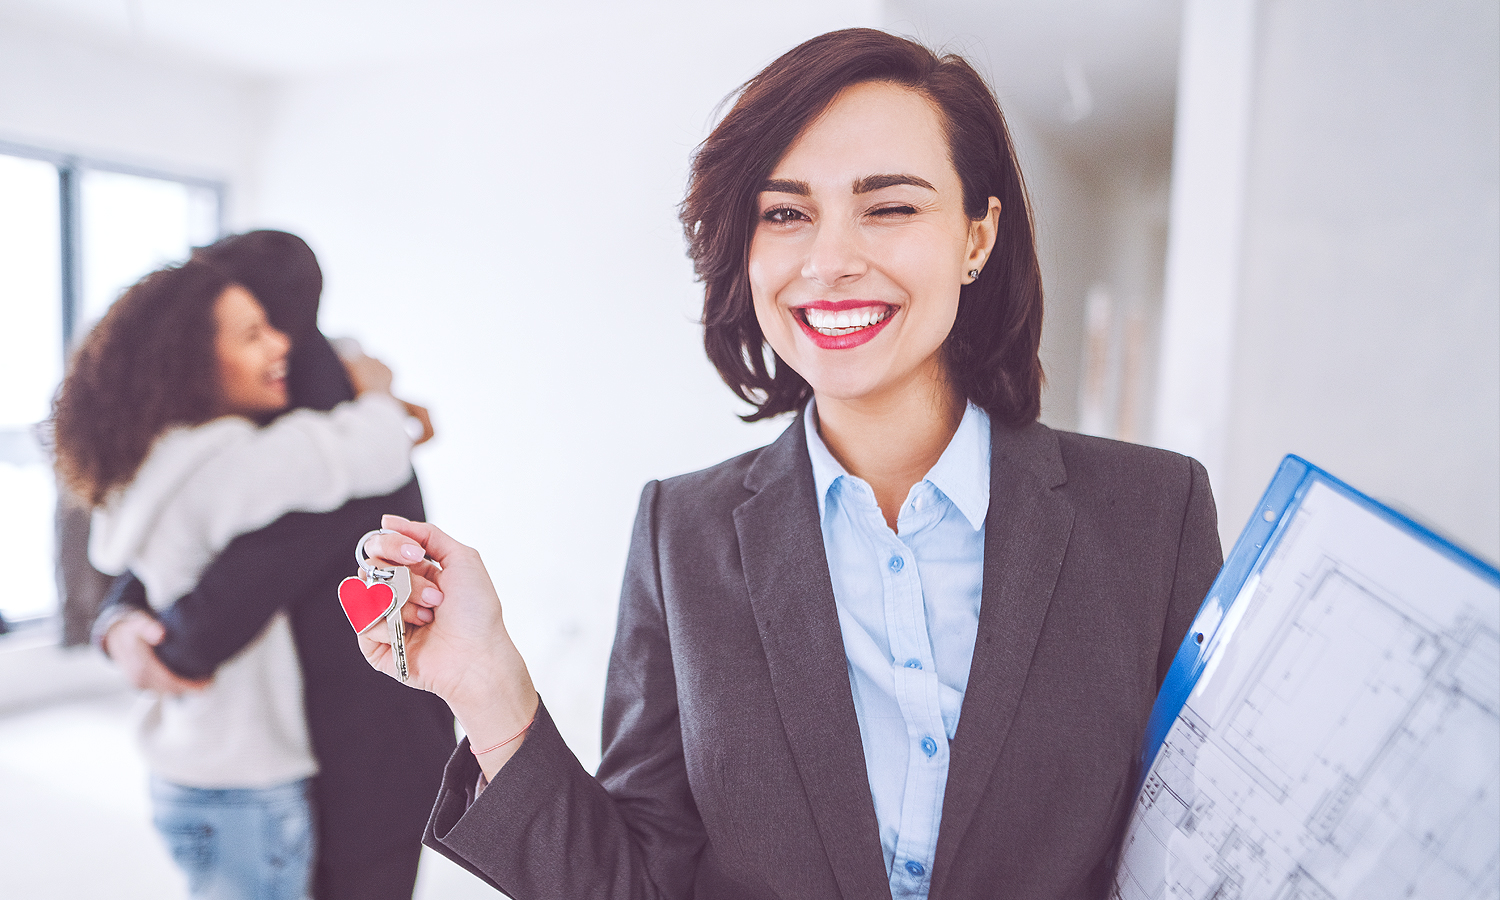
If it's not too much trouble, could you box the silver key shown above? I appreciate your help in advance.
[372,565,412,682]
[349,529,416,683]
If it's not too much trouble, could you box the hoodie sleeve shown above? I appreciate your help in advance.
[182,392,415,554]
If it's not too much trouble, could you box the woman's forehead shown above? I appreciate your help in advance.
[215,284,267,325]
[768,82,956,190]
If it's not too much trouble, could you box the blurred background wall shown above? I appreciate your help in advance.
[0,0,1495,894]
[1155,0,1499,563]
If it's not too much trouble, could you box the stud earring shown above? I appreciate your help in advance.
[967,269,980,281]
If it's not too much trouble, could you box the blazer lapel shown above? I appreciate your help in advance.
[931,421,1075,896]
[734,416,891,900]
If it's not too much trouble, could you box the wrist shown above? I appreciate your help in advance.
[446,644,536,762]
[456,688,540,779]
[470,710,535,756]
[450,672,538,745]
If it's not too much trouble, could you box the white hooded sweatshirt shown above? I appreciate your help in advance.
[90,392,414,788]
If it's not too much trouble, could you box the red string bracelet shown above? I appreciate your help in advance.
[470,713,537,756]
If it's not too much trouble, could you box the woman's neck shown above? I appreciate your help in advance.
[814,377,965,532]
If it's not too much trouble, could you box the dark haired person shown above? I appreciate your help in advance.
[74,233,454,900]
[355,29,1221,899]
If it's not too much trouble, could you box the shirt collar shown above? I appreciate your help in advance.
[804,398,991,531]
[805,400,846,523]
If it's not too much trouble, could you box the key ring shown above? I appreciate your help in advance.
[355,528,439,581]
[355,529,396,580]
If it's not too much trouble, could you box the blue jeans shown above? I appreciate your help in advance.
[150,777,315,900]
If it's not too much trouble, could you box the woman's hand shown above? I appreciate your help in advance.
[358,515,540,774]
[103,611,211,695]
[343,354,394,396]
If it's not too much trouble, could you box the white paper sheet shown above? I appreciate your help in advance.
[1115,474,1500,900]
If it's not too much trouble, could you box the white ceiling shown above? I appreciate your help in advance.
[0,0,1182,173]
[0,0,541,76]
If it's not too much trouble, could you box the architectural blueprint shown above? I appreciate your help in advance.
[1114,460,1499,900]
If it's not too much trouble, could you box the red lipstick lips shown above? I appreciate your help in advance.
[794,300,896,350]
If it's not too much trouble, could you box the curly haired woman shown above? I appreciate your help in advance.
[51,257,435,900]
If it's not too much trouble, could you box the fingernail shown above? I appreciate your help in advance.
[401,544,423,562]
[416,608,434,623]
[422,587,443,605]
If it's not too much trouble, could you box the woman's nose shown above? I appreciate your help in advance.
[271,327,292,357]
[801,219,867,287]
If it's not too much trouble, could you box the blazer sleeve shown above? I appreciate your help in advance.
[152,483,418,680]
[1156,458,1223,685]
[424,480,706,900]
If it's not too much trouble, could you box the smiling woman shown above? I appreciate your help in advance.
[349,27,1223,900]
[692,32,1043,431]
[212,284,293,418]
[749,82,994,393]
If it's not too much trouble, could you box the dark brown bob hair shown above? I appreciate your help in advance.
[683,28,1044,423]
[52,260,236,506]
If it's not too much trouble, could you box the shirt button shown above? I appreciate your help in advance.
[888,556,904,573]
[921,736,938,757]
[905,860,926,877]
[904,658,922,670]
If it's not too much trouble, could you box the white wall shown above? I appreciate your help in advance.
[251,3,882,763]
[0,18,266,220]
[1004,110,1108,429]
[1157,0,1500,560]
[1025,145,1173,440]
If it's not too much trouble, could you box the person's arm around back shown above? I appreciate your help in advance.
[93,572,207,693]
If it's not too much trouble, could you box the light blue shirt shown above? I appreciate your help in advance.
[805,401,990,900]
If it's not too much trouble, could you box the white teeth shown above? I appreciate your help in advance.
[803,306,891,333]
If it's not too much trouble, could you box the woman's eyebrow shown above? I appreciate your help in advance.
[854,174,936,194]
[761,178,810,195]
[759,174,937,195]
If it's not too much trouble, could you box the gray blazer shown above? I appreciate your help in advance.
[424,416,1222,900]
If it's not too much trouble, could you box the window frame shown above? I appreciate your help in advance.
[0,138,227,352]
[0,139,226,634]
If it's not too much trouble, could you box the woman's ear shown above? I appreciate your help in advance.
[966,196,1002,274]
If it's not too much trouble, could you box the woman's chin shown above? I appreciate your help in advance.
[805,376,894,409]
[804,358,955,415]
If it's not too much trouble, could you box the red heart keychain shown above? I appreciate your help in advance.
[338,576,397,634]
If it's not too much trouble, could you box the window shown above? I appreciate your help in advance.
[0,142,222,627]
